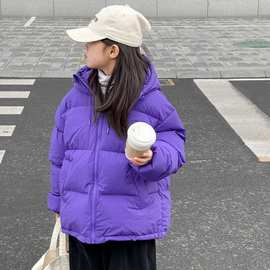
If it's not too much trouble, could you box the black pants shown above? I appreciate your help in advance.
[68,234,157,270]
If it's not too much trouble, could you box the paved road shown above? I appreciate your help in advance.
[231,80,270,117]
[0,77,269,269]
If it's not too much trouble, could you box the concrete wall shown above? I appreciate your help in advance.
[1,0,270,17]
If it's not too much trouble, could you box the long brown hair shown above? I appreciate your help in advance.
[88,38,151,139]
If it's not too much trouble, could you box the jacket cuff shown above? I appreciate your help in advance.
[127,141,176,181]
[47,192,60,213]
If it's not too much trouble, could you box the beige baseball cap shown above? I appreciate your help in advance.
[66,4,151,47]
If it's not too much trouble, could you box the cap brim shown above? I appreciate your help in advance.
[66,27,106,42]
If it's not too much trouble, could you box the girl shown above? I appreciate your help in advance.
[47,4,186,270]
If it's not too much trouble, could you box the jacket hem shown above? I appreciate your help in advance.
[61,227,168,244]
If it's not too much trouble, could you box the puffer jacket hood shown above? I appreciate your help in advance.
[47,60,186,244]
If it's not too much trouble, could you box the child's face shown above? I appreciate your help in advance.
[83,40,119,74]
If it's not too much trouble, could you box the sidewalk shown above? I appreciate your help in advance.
[1,16,270,78]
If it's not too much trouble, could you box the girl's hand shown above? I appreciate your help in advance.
[130,149,153,166]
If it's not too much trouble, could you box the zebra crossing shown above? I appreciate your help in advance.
[194,79,270,162]
[0,77,269,164]
[0,79,35,164]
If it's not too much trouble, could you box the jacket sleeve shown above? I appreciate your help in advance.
[47,97,68,214]
[127,106,186,182]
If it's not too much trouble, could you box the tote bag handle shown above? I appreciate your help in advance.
[48,216,68,255]
[40,216,69,269]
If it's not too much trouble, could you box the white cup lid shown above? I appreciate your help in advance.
[127,122,156,151]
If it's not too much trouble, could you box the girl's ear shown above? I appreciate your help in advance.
[109,44,120,58]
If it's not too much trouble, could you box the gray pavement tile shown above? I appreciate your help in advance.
[177,69,221,78]
[1,17,270,78]
[40,70,74,78]
[156,68,177,78]
[220,69,267,78]
[0,70,41,77]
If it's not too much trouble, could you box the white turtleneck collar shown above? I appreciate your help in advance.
[98,69,112,95]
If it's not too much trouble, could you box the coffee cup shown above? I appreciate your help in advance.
[125,122,156,160]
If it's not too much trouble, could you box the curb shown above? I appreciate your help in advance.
[0,69,269,79]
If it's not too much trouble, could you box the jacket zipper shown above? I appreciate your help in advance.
[91,113,103,243]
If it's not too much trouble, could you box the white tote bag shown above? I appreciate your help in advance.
[32,216,70,270]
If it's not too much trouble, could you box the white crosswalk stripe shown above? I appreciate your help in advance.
[0,150,5,164]
[0,125,16,136]
[194,79,270,162]
[0,79,35,85]
[0,79,35,164]
[0,106,24,114]
[229,78,270,81]
[0,91,30,98]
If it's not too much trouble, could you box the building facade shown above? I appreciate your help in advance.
[1,0,270,17]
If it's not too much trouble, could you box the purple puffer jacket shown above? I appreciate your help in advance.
[47,61,186,244]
